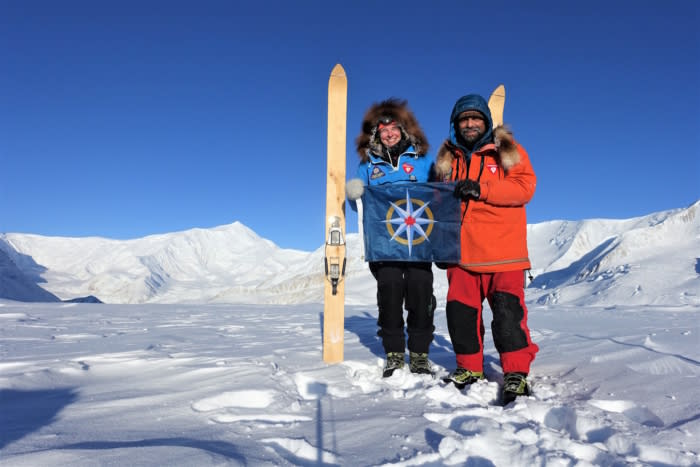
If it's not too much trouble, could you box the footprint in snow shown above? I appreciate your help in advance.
[191,389,310,425]
[588,399,664,427]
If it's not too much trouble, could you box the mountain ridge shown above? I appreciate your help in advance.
[1,200,698,306]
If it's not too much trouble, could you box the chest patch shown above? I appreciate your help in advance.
[487,164,498,174]
[402,163,414,174]
[370,166,386,180]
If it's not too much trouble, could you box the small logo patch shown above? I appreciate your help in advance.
[370,166,386,180]
[488,164,498,174]
[402,163,414,174]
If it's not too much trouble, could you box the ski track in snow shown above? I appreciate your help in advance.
[0,303,698,466]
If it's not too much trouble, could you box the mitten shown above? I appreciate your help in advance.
[454,179,481,200]
[346,178,365,200]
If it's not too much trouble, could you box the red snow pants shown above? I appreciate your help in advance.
[446,267,538,374]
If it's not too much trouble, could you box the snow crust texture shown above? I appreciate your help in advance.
[0,302,698,466]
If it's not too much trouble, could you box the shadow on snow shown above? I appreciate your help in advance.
[0,387,79,449]
[55,438,247,464]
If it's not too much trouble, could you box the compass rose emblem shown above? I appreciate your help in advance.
[384,189,435,256]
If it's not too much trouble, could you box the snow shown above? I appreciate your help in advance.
[1,200,699,465]
[1,302,698,466]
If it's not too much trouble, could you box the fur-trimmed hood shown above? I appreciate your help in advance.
[435,126,522,180]
[355,98,429,163]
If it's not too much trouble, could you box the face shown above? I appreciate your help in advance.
[378,123,402,148]
[457,111,486,146]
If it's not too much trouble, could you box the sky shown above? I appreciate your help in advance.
[2,0,699,251]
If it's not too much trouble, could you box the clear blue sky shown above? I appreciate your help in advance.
[2,0,698,251]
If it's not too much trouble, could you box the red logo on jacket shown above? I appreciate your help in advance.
[488,164,498,174]
[402,163,414,174]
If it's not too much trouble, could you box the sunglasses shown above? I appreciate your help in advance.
[377,116,398,131]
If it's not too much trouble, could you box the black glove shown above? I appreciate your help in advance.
[454,179,481,200]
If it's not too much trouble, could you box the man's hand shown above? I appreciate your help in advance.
[454,179,481,200]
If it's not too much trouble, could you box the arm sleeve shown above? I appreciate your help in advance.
[356,163,369,185]
[348,163,370,212]
[480,144,536,206]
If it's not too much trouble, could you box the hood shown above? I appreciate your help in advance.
[355,98,429,163]
[448,94,493,155]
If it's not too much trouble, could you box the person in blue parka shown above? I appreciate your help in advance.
[346,98,436,377]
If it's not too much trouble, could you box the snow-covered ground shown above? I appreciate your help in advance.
[1,301,698,466]
[1,200,699,465]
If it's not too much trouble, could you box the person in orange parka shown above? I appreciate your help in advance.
[434,93,538,405]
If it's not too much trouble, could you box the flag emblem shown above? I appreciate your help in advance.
[384,189,435,256]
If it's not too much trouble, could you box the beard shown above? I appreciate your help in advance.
[458,126,485,149]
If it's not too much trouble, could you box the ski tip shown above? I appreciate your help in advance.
[491,84,505,98]
[331,63,346,77]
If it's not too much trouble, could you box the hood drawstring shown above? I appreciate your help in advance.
[380,136,410,168]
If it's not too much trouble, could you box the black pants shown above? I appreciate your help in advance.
[369,261,435,354]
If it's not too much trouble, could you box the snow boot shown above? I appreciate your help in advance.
[442,368,485,389]
[502,372,530,405]
[409,352,432,375]
[383,352,405,377]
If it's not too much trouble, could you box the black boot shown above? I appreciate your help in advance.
[502,372,530,405]
[383,352,405,377]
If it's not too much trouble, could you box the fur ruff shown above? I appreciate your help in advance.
[435,125,520,179]
[355,98,429,162]
[493,125,519,171]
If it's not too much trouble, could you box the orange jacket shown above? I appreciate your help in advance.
[437,136,535,272]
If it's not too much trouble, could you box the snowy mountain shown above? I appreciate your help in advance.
[526,200,700,307]
[0,248,60,302]
[1,201,698,306]
[1,202,699,466]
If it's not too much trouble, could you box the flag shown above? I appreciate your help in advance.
[361,182,461,262]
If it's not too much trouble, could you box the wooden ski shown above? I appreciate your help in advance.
[323,64,347,363]
[488,84,506,128]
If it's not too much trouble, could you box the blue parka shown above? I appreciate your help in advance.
[356,147,434,186]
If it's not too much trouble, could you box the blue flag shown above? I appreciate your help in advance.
[361,182,461,262]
